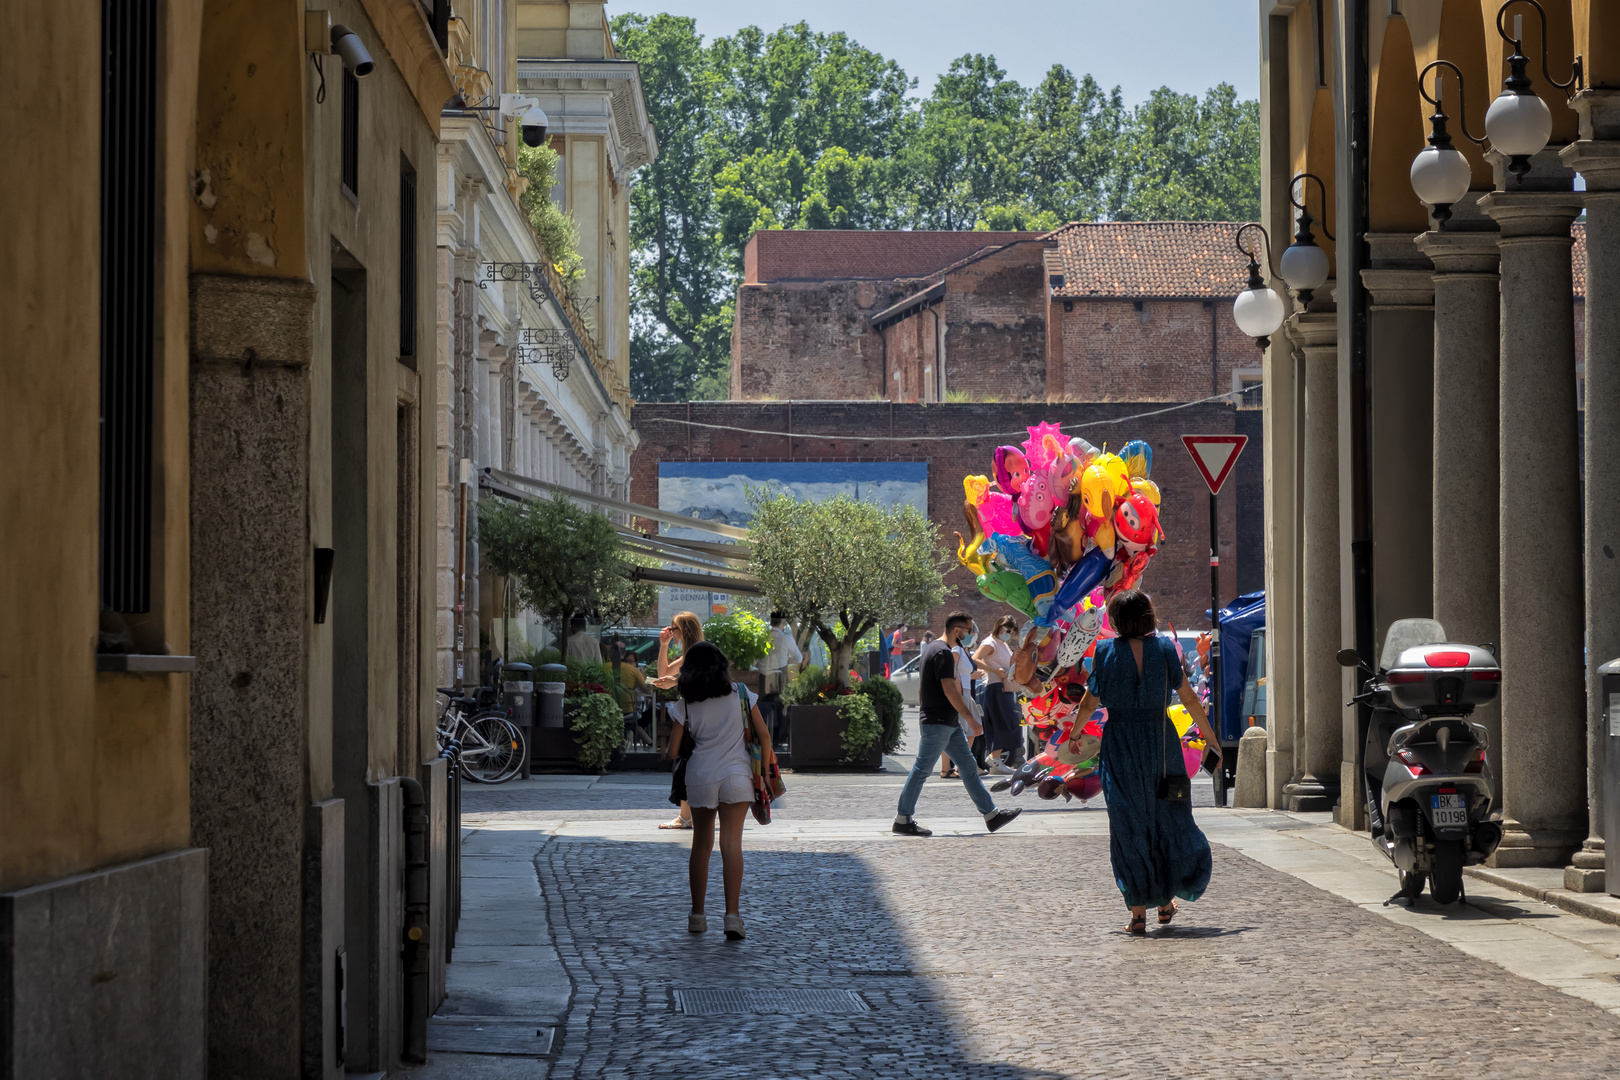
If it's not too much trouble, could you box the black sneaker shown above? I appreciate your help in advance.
[985,808,1022,833]
[892,820,933,837]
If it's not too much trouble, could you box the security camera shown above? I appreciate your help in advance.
[521,106,549,147]
[499,95,549,147]
[330,24,374,77]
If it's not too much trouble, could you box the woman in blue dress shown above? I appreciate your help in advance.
[1072,589,1221,934]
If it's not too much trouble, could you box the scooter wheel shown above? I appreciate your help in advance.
[1429,840,1465,905]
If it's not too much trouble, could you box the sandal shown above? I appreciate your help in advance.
[1158,901,1178,925]
[1124,915,1148,936]
[659,815,693,830]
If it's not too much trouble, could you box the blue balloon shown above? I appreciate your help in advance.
[1120,439,1153,479]
[1052,547,1112,614]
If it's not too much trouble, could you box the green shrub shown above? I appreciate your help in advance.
[859,677,904,754]
[507,642,562,669]
[702,611,773,670]
[837,693,882,764]
[781,665,830,706]
[568,691,623,771]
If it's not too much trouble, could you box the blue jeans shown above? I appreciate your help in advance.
[897,722,997,818]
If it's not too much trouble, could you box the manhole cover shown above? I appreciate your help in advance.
[673,989,871,1016]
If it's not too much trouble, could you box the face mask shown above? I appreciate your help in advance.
[1000,631,1014,642]
[960,627,977,647]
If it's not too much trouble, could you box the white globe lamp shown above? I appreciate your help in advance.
[1485,89,1552,174]
[1280,241,1330,301]
[1410,145,1472,217]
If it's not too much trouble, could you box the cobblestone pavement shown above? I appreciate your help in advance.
[424,730,1620,1080]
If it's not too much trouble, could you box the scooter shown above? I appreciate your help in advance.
[1337,618,1504,905]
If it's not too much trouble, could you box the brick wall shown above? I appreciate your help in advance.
[731,279,917,400]
[1057,298,1257,402]
[631,401,1260,639]
[940,244,1048,402]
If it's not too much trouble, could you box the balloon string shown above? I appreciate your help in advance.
[637,390,1248,444]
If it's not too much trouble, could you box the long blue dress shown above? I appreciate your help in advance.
[1089,634,1212,909]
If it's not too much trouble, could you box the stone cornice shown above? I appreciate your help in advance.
[515,57,658,172]
[1416,231,1502,276]
[1559,140,1620,192]
[1477,192,1586,239]
[357,0,456,138]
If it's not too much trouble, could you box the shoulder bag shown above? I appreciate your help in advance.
[739,685,785,824]
[667,703,695,806]
[1155,638,1191,803]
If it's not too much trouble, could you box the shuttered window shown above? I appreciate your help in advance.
[342,66,359,197]
[100,0,158,613]
[399,166,416,361]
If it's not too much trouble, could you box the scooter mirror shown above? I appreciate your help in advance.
[1335,648,1361,668]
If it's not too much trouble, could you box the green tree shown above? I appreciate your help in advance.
[477,493,656,655]
[1108,83,1261,221]
[747,491,947,688]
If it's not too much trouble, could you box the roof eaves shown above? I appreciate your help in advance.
[868,281,946,329]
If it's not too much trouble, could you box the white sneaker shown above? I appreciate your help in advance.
[687,913,707,933]
[723,913,745,940]
[990,761,1016,775]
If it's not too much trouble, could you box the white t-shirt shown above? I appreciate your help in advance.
[670,686,751,786]
[759,626,803,673]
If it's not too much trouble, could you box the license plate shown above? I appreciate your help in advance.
[1430,792,1468,828]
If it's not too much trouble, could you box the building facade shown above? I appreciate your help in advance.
[1255,1,1612,896]
[436,0,651,678]
[3,1,455,1075]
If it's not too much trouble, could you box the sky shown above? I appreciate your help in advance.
[608,0,1261,105]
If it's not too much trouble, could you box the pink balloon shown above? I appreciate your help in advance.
[977,490,1022,537]
[1182,745,1203,779]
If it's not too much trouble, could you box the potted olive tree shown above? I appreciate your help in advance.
[748,491,946,770]
[478,492,655,771]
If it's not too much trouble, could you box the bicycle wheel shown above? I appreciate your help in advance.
[460,713,523,783]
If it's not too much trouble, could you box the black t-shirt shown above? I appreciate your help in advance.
[918,646,962,725]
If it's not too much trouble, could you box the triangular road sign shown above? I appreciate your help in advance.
[1182,434,1248,495]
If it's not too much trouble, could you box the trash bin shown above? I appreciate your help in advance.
[536,663,567,729]
[504,662,535,780]
[1602,658,1620,898]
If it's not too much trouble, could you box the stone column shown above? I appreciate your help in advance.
[1479,187,1587,867]
[1416,207,1503,783]
[1286,310,1341,811]
[1561,90,1620,891]
[1262,330,1300,809]
[1353,237,1437,829]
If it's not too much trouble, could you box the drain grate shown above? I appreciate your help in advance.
[673,989,871,1016]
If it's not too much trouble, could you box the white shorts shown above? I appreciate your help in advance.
[686,772,753,809]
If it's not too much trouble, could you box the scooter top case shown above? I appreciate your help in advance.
[1385,642,1500,715]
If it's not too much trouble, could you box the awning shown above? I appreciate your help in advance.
[482,467,750,541]
[629,564,765,597]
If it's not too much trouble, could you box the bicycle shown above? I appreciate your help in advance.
[435,689,527,784]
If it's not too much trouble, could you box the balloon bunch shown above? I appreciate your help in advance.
[959,422,1169,806]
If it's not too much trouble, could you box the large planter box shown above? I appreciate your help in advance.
[730,669,763,694]
[528,725,580,771]
[788,703,883,771]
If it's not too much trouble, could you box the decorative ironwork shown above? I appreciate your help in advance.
[480,261,552,305]
[516,326,574,380]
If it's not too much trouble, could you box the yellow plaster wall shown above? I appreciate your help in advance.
[1371,16,1432,233]
[571,135,604,341]
[516,1,609,59]
[1,0,203,892]
[1574,0,1620,88]
[1483,0,1579,143]
[191,0,307,278]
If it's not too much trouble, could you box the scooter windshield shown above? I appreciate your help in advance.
[1378,618,1448,670]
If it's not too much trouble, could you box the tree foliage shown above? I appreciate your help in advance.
[612,13,1262,404]
[477,493,656,649]
[747,491,947,688]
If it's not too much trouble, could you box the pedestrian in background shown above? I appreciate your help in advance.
[893,612,1021,837]
[758,612,802,745]
[668,642,775,940]
[566,615,602,662]
[973,615,1022,774]
[1069,590,1219,934]
[657,611,706,830]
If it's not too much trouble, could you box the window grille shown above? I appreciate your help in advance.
[342,66,359,197]
[100,0,158,613]
[399,167,417,360]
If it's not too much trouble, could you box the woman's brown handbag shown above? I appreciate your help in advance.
[739,686,785,824]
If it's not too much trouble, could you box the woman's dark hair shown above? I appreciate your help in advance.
[676,641,733,703]
[1106,589,1156,639]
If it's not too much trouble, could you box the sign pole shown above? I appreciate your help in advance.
[1208,488,1220,749]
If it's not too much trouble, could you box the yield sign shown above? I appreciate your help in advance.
[1182,434,1248,495]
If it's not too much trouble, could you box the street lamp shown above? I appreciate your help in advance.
[1232,224,1284,351]
[1484,1,1581,176]
[1279,173,1334,306]
[1411,61,1481,225]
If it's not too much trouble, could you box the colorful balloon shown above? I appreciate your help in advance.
[993,445,1029,495]
[1113,491,1160,554]
[1052,546,1112,613]
[1120,439,1153,479]
[976,569,1038,621]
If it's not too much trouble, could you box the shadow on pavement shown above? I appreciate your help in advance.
[538,837,1071,1080]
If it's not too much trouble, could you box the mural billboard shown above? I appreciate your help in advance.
[655,460,928,625]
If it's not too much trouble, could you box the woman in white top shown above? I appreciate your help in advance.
[656,611,705,830]
[668,641,775,940]
[972,615,1023,773]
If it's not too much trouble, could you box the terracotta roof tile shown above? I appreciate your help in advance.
[1049,221,1255,299]
[745,229,1044,283]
